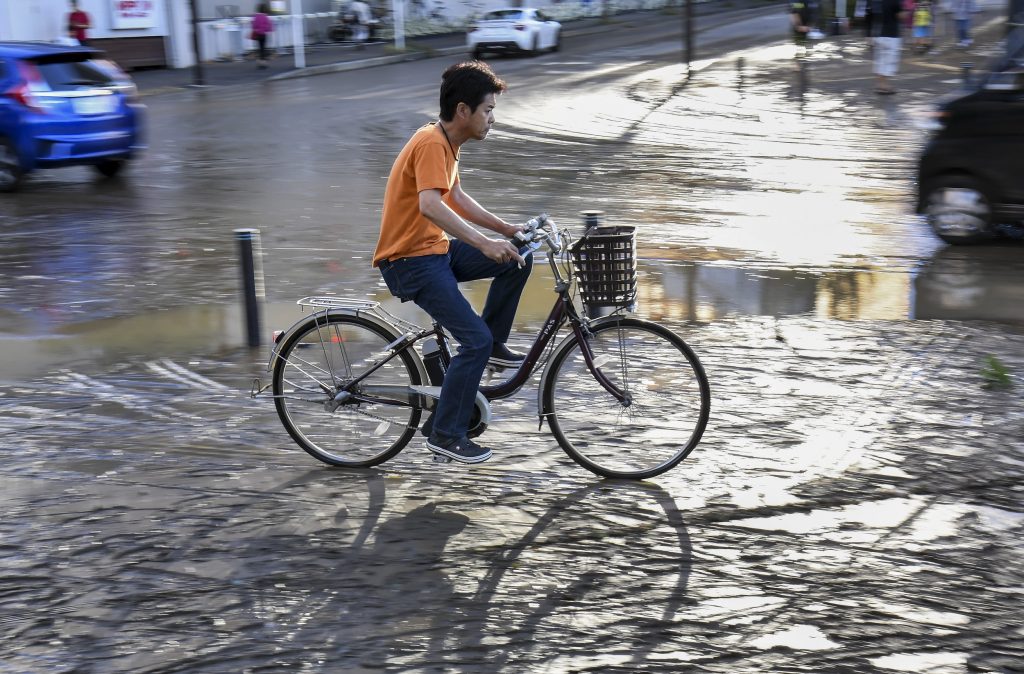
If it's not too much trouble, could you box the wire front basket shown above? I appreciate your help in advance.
[569,225,638,309]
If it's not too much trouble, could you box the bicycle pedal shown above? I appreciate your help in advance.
[431,452,453,464]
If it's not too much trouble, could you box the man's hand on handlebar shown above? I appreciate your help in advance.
[480,237,526,267]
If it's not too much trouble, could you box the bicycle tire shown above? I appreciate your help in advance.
[541,318,710,479]
[272,313,423,467]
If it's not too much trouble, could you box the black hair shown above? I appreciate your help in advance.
[439,61,507,122]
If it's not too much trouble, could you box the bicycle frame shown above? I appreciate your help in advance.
[434,280,628,405]
[312,287,628,412]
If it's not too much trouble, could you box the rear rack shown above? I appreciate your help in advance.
[295,296,425,335]
[297,296,379,311]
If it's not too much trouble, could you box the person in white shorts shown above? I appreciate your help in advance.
[874,0,907,93]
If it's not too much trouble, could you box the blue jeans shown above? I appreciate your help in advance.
[378,239,533,440]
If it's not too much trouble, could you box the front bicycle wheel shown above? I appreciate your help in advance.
[542,318,710,479]
[272,314,423,467]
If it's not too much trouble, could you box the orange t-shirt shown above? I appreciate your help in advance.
[373,123,459,266]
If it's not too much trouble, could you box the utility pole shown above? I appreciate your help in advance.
[188,0,205,85]
[392,0,405,50]
[292,0,306,69]
[684,0,693,72]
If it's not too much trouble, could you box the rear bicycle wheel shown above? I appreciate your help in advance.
[272,314,422,467]
[542,318,710,479]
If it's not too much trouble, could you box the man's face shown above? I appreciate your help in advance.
[465,93,497,141]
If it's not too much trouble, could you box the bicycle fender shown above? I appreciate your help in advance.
[266,308,430,386]
[536,315,650,423]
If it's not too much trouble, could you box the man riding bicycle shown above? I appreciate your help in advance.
[372,61,531,465]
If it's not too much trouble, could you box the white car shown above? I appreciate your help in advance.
[467,8,562,58]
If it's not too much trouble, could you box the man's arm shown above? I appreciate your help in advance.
[419,189,524,265]
[447,180,519,238]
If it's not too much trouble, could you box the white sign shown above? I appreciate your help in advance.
[110,0,156,29]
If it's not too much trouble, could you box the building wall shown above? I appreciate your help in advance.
[0,0,69,42]
[0,0,173,43]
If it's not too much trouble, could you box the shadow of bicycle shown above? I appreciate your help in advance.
[242,472,694,669]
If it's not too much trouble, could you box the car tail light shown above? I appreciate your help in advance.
[5,62,47,113]
[4,82,42,112]
[514,23,526,30]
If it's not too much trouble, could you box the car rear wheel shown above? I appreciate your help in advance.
[552,30,561,52]
[531,34,540,55]
[924,175,995,245]
[0,137,24,193]
[93,159,125,178]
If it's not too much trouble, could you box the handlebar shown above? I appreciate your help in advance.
[512,214,564,255]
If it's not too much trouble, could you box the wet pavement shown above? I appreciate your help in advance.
[2,4,1024,672]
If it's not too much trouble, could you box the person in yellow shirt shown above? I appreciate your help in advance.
[373,61,530,464]
[912,0,933,52]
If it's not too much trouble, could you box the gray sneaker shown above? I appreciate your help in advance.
[425,435,492,464]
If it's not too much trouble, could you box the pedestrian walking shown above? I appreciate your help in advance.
[951,0,976,47]
[372,61,532,465]
[902,0,916,30]
[791,0,813,56]
[912,0,934,51]
[864,0,880,37]
[874,0,906,94]
[67,0,90,46]
[350,0,372,44]
[250,3,274,68]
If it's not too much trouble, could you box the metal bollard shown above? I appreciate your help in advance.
[580,209,604,231]
[579,210,609,320]
[235,229,265,347]
[961,61,973,87]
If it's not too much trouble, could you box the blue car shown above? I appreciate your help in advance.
[0,42,145,192]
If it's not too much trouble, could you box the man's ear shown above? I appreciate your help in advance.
[455,101,470,120]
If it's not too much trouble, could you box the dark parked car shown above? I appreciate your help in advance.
[916,42,1024,244]
[0,42,145,192]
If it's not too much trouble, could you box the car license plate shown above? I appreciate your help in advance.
[73,95,116,115]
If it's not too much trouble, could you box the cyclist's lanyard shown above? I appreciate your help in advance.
[437,121,460,166]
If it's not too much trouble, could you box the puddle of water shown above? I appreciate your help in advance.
[4,248,1022,379]
[749,624,840,651]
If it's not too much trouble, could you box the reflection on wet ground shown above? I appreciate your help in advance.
[4,250,1022,379]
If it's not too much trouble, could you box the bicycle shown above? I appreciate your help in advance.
[253,215,710,479]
